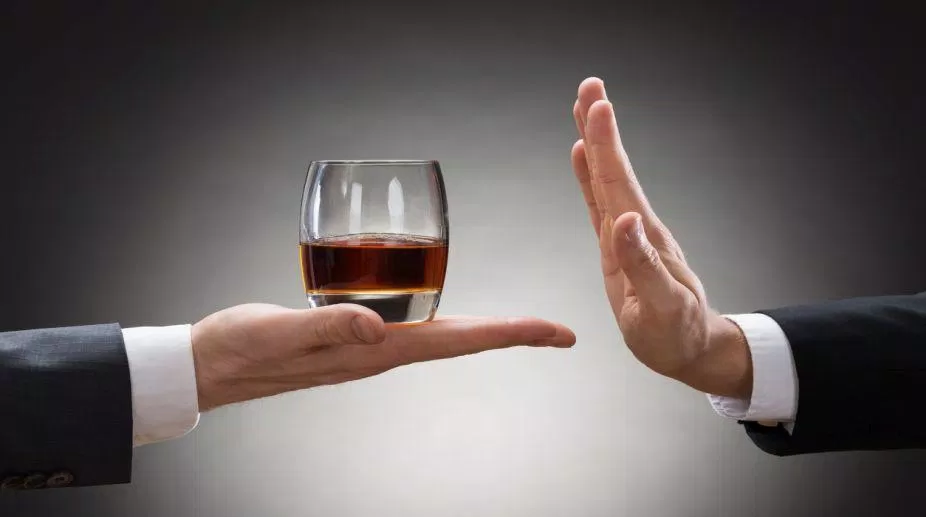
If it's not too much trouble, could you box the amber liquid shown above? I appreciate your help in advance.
[300,234,449,323]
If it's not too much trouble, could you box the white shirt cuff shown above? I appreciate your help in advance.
[707,313,798,429]
[122,324,201,446]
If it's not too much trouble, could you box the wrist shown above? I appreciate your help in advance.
[190,318,292,412]
[678,312,753,399]
[190,321,222,412]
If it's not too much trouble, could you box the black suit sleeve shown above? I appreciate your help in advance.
[0,324,133,490]
[740,292,926,456]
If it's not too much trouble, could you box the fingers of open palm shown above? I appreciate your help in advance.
[577,77,607,128]
[584,100,653,218]
[576,78,610,208]
[576,80,669,235]
[342,316,576,372]
[294,316,575,379]
[571,140,602,235]
[583,102,688,260]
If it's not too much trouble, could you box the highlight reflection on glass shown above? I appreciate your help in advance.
[299,160,450,324]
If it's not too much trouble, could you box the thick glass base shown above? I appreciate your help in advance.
[307,290,441,324]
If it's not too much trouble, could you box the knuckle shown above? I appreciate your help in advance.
[653,225,673,244]
[635,243,660,270]
[597,166,638,189]
[314,313,348,345]
[647,222,686,262]
[312,318,330,344]
[596,172,623,186]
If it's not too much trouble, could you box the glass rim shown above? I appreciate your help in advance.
[310,159,438,166]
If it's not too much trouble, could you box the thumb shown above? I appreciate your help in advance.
[298,304,387,347]
[611,212,679,307]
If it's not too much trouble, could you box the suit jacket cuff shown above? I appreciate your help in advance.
[122,324,200,446]
[706,313,798,426]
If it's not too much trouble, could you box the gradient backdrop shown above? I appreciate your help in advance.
[3,2,926,516]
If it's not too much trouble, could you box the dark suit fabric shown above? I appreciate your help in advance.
[1,324,132,490]
[743,293,926,456]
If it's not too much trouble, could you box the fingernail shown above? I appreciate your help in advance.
[531,332,576,348]
[626,216,645,247]
[351,316,378,343]
[530,325,575,346]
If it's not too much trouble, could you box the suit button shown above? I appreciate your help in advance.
[46,471,74,488]
[1,476,25,490]
[22,474,47,490]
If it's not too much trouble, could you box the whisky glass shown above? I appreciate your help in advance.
[299,160,449,324]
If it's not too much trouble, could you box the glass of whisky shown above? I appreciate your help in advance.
[299,160,449,324]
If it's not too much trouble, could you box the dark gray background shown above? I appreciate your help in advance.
[3,1,925,516]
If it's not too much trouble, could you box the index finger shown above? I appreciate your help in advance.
[584,99,655,221]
